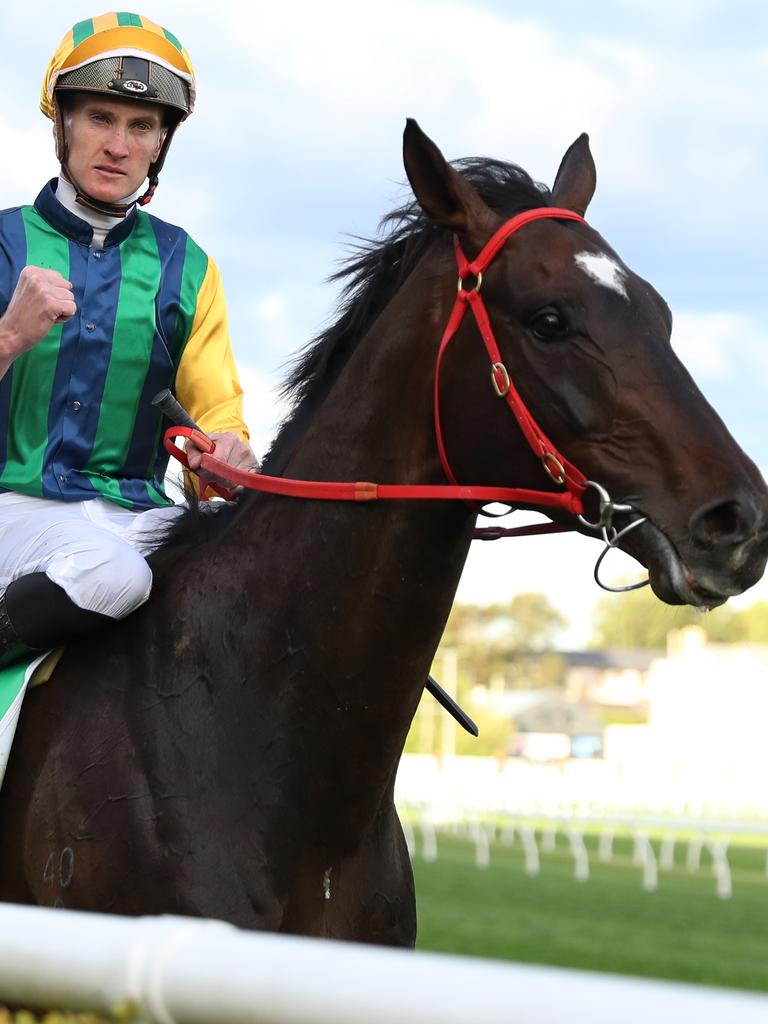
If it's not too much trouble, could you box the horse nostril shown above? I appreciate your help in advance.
[690,498,757,550]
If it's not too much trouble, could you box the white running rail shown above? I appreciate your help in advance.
[0,903,767,1024]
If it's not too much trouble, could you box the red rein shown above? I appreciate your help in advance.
[164,208,588,531]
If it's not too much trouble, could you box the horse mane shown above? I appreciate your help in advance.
[151,157,552,562]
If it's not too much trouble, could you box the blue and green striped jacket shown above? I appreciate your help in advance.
[0,181,247,510]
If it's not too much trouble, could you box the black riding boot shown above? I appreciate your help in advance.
[0,573,113,669]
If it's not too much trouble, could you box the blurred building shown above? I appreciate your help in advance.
[401,627,768,818]
[468,628,768,782]
[505,693,604,760]
[471,648,657,761]
[606,626,768,804]
[560,648,657,710]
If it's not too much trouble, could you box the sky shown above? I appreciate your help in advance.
[1,1,767,645]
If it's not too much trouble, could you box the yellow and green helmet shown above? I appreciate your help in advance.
[41,12,197,207]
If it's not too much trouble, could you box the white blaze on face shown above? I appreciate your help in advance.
[574,251,629,300]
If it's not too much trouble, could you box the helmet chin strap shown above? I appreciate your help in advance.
[60,162,157,218]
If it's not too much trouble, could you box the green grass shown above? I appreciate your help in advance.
[412,831,768,991]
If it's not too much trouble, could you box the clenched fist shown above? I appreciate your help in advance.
[0,266,77,367]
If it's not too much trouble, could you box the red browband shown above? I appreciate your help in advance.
[164,207,589,528]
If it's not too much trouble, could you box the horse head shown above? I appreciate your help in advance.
[403,120,768,608]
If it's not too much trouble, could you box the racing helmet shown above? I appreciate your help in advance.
[41,12,196,212]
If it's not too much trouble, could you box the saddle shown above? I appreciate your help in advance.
[0,648,64,791]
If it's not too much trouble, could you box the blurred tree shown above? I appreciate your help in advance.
[438,593,567,692]
[441,593,566,651]
[403,689,514,757]
[405,594,569,756]
[716,601,768,643]
[590,588,768,649]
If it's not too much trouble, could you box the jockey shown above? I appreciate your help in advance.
[0,12,258,666]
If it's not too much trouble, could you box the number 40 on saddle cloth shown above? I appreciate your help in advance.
[0,650,61,791]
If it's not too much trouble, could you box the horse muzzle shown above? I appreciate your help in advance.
[616,491,768,608]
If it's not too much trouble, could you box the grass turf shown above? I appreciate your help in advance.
[411,831,768,991]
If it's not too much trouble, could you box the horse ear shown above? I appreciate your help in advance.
[403,118,489,233]
[551,133,597,216]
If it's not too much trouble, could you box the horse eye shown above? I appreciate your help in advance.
[529,308,568,341]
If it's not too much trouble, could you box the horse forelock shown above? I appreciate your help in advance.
[154,157,551,558]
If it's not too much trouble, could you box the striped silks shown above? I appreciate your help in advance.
[0,182,246,511]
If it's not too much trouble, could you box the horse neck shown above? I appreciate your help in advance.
[289,259,454,484]
[224,252,475,812]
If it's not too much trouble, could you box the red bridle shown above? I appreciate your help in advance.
[165,207,590,528]
[435,207,587,505]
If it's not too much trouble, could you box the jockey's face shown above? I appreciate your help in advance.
[62,93,167,203]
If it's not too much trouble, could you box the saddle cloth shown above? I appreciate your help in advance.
[0,649,62,792]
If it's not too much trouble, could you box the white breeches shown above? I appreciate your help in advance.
[0,492,186,619]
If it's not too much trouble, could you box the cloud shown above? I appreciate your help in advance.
[671,311,768,383]
[0,114,57,206]
[196,3,625,186]
[237,362,291,458]
[671,311,740,380]
[239,292,302,368]
[7,4,768,271]
[177,2,767,197]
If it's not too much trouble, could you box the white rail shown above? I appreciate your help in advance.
[0,904,767,1024]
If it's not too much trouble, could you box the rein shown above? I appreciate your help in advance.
[164,429,586,515]
[164,206,649,585]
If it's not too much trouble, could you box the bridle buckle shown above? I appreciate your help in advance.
[491,362,510,397]
[541,451,566,486]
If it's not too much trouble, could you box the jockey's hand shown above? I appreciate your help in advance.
[0,266,77,363]
[186,431,260,495]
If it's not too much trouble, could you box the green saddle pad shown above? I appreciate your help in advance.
[0,653,51,789]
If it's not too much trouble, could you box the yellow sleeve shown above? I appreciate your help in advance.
[175,256,250,444]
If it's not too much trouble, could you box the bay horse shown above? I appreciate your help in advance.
[0,121,766,945]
